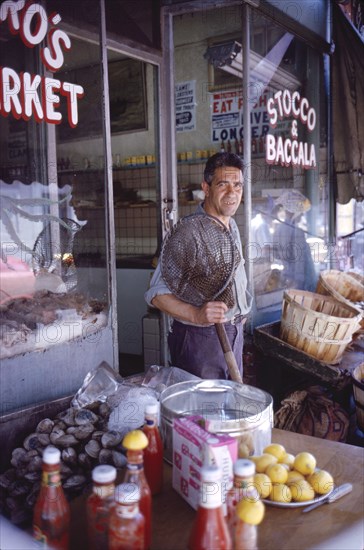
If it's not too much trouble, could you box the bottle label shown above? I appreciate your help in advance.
[42,471,61,487]
[200,481,223,509]
[33,525,47,545]
[93,484,114,498]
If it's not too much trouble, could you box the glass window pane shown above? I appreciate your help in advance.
[0,3,109,359]
[249,12,328,326]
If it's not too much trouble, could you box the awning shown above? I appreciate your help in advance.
[332,3,364,204]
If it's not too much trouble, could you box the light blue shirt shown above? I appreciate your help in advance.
[144,203,252,324]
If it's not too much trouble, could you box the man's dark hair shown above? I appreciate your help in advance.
[203,152,244,185]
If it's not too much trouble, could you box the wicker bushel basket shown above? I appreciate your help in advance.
[352,363,364,432]
[316,270,364,332]
[280,289,362,364]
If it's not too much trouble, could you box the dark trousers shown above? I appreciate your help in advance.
[168,320,243,379]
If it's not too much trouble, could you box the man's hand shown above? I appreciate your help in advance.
[152,294,228,325]
[193,301,228,325]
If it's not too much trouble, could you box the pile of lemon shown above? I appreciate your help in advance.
[251,443,334,503]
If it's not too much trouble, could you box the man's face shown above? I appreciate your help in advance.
[202,166,243,225]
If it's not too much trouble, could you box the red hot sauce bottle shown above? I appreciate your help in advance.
[33,445,70,549]
[122,430,151,549]
[225,459,256,538]
[109,483,145,550]
[86,464,116,549]
[188,464,232,550]
[143,402,163,495]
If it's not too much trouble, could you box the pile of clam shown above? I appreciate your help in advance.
[0,402,129,525]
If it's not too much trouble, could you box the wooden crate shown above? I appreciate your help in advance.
[254,321,364,391]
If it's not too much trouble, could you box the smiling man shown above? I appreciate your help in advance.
[144,152,252,379]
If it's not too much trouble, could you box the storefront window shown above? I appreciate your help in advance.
[0,1,109,359]
[248,12,328,325]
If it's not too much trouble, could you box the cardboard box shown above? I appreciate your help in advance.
[172,415,237,510]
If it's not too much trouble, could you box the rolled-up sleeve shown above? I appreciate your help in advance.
[144,262,172,307]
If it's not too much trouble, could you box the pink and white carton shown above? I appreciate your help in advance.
[172,415,237,510]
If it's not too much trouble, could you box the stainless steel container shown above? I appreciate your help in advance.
[160,380,273,464]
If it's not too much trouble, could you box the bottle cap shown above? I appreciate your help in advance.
[43,446,61,465]
[234,459,255,477]
[92,465,117,483]
[114,483,141,504]
[200,464,221,483]
[145,401,159,415]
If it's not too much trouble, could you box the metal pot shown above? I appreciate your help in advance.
[160,379,273,464]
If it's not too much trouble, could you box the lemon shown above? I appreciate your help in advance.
[263,443,286,462]
[269,483,292,503]
[286,470,305,485]
[265,463,288,484]
[290,479,315,502]
[236,498,265,525]
[279,453,295,469]
[122,429,149,450]
[307,469,334,495]
[253,473,272,499]
[293,452,316,476]
[252,453,278,473]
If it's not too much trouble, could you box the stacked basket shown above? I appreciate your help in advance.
[316,270,364,332]
[280,289,362,364]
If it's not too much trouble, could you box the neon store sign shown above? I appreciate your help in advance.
[266,89,316,169]
[0,1,84,127]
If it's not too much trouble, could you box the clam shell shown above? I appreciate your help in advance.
[57,408,76,426]
[74,424,94,441]
[10,448,27,468]
[66,426,78,435]
[56,434,78,447]
[98,403,111,418]
[36,418,54,434]
[37,433,50,446]
[0,469,17,489]
[60,464,73,478]
[24,450,39,462]
[75,409,99,426]
[62,447,77,465]
[24,471,41,483]
[9,480,31,497]
[112,451,127,469]
[78,453,92,469]
[50,428,65,445]
[54,420,67,431]
[98,449,112,464]
[27,455,42,472]
[26,484,40,507]
[23,433,41,451]
[85,439,100,458]
[101,431,122,449]
[63,474,87,490]
[92,430,104,442]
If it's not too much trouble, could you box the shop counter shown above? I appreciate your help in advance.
[70,428,364,550]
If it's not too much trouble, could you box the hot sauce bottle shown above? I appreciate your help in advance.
[234,496,265,550]
[225,459,256,537]
[86,464,117,549]
[33,446,70,549]
[109,483,145,550]
[188,464,232,550]
[122,430,151,549]
[142,402,163,495]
